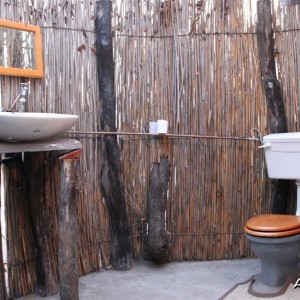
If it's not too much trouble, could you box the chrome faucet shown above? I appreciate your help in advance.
[7,82,29,112]
[19,83,29,112]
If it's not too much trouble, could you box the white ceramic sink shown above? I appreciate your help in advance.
[0,112,79,142]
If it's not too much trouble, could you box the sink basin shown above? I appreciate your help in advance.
[0,112,79,142]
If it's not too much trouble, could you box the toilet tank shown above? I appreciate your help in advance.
[262,132,300,180]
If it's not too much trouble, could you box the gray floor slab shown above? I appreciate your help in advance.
[17,258,261,300]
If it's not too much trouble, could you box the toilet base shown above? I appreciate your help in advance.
[248,274,297,297]
[245,233,300,287]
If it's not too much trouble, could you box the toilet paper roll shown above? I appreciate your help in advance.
[157,120,168,134]
[149,121,157,134]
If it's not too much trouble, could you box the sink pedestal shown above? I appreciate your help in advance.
[0,138,82,299]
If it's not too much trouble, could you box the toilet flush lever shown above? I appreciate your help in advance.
[258,143,272,149]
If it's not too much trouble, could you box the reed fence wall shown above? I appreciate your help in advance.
[0,0,299,297]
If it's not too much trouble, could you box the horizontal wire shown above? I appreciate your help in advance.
[39,26,300,36]
[116,31,257,38]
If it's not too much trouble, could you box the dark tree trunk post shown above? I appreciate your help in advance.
[147,155,171,264]
[95,0,132,270]
[57,149,81,300]
[26,152,59,296]
[257,0,290,214]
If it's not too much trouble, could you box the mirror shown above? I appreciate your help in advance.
[0,19,43,78]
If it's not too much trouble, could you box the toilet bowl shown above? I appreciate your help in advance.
[245,133,300,290]
[244,214,300,287]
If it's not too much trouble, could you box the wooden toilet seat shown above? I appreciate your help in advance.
[244,214,300,237]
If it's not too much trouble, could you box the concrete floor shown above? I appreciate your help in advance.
[17,258,261,300]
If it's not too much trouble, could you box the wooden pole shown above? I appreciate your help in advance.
[58,149,81,300]
[95,0,132,270]
[25,152,59,296]
[146,155,171,264]
[257,0,290,214]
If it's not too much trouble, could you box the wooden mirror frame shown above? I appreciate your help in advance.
[0,19,43,78]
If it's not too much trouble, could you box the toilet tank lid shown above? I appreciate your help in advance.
[263,132,300,143]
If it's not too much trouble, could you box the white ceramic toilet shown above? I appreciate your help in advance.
[244,132,300,292]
